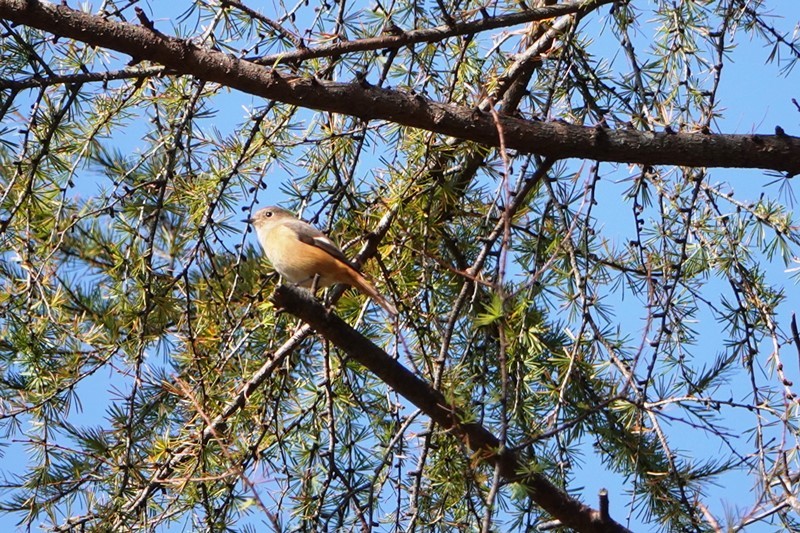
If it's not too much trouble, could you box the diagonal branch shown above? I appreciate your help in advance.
[115,324,314,523]
[246,0,613,66]
[0,0,798,173]
[272,284,633,533]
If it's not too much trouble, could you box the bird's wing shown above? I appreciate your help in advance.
[285,219,353,266]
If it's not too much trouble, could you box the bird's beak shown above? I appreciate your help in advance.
[243,217,255,224]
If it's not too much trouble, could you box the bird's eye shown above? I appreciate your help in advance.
[265,211,272,218]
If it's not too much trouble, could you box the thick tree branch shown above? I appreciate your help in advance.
[0,0,797,173]
[271,285,632,533]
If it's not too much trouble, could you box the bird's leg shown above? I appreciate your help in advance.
[267,274,286,313]
[310,273,321,296]
[306,274,334,313]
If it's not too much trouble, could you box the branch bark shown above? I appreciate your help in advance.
[0,0,798,173]
[272,285,633,533]
[247,0,612,66]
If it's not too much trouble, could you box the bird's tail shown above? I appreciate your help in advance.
[349,270,397,316]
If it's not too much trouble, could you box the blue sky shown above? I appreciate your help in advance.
[574,5,800,529]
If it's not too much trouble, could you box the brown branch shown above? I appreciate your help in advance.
[271,284,633,533]
[0,66,166,89]
[0,0,797,173]
[248,0,612,66]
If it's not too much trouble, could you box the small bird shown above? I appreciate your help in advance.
[247,206,397,315]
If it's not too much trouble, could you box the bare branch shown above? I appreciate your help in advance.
[0,0,797,173]
[0,66,165,89]
[247,0,613,66]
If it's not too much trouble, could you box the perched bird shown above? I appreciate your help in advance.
[247,206,397,315]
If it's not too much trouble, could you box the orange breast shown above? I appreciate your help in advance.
[262,224,357,288]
